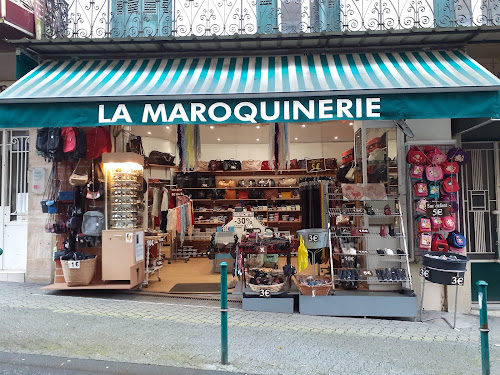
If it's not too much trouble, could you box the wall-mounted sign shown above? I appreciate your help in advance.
[32,168,45,194]
[306,158,326,173]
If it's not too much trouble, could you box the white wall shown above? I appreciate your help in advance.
[200,141,354,161]
[407,119,452,141]
[141,136,176,157]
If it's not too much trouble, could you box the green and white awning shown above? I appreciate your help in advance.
[0,50,499,126]
[1,50,499,101]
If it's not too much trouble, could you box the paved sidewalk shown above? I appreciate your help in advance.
[0,282,498,375]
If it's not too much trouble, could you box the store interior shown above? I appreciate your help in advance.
[122,121,403,295]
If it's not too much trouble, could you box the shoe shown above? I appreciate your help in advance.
[391,268,397,281]
[377,249,385,256]
[384,268,392,281]
[364,205,375,215]
[388,225,396,237]
[384,204,391,215]
[400,269,407,281]
[385,248,394,255]
[395,268,402,281]
[376,269,383,281]
[396,248,405,255]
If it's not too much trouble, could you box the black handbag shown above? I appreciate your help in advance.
[174,173,195,188]
[197,175,215,188]
[146,150,175,166]
[248,190,263,199]
[222,160,242,171]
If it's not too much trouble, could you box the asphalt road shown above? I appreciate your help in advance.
[0,352,249,375]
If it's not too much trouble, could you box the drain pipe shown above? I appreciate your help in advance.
[220,262,228,365]
[477,280,490,375]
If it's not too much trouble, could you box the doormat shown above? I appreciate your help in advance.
[169,283,221,294]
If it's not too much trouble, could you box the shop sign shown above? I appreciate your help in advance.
[306,158,326,173]
[426,202,450,217]
[97,97,381,125]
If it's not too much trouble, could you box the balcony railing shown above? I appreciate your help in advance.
[41,0,500,39]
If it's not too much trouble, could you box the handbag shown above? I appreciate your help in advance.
[325,158,337,170]
[441,177,460,194]
[241,160,262,171]
[69,159,89,186]
[413,182,428,197]
[208,160,223,171]
[197,175,215,188]
[430,216,442,230]
[217,179,237,188]
[416,198,427,215]
[278,178,297,187]
[345,167,355,182]
[410,164,424,180]
[46,200,58,214]
[407,146,426,165]
[298,159,307,169]
[426,147,447,165]
[441,161,459,175]
[58,190,75,202]
[86,161,104,200]
[257,179,275,187]
[82,211,104,236]
[425,165,443,181]
[261,161,273,170]
[428,182,440,199]
[238,191,249,199]
[222,160,242,171]
[248,190,263,199]
[431,233,449,252]
[417,217,431,232]
[281,191,293,199]
[418,233,432,249]
[289,159,299,169]
[225,189,237,199]
[447,230,466,248]
[447,148,469,165]
[263,189,278,199]
[194,161,210,172]
[342,148,354,165]
[441,215,456,232]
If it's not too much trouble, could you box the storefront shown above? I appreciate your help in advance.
[0,50,499,316]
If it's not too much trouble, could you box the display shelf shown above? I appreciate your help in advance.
[183,186,299,190]
[191,198,300,202]
[265,221,302,224]
[146,164,178,169]
[194,222,226,225]
[328,208,401,217]
[191,168,336,175]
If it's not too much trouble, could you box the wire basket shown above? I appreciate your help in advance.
[295,275,332,296]
[248,282,285,293]
[61,257,97,287]
[297,228,329,249]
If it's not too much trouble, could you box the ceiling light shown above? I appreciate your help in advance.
[256,125,260,129]
[301,124,306,128]
[217,138,221,141]
[210,125,214,129]
[256,138,260,141]
[334,136,338,140]
[294,137,298,141]
[349,122,354,126]
[147,131,151,135]
[165,126,170,129]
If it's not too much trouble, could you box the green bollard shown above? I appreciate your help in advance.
[477,280,490,375]
[220,262,228,365]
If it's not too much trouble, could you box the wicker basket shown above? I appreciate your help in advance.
[61,257,97,287]
[248,282,285,293]
[295,275,332,296]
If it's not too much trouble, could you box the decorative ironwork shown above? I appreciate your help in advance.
[41,0,500,39]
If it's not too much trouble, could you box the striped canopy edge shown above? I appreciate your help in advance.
[1,50,500,102]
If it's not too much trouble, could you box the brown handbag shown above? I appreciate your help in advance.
[225,189,237,199]
[289,159,299,169]
[264,189,278,199]
[281,191,293,199]
[242,160,262,171]
[325,158,337,170]
[278,178,297,187]
[194,161,210,172]
[217,179,237,188]
[209,160,223,171]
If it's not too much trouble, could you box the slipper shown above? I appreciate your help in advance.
[365,205,375,215]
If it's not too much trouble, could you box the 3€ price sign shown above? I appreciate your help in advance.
[306,158,326,173]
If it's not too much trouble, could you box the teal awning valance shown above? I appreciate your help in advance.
[0,50,499,126]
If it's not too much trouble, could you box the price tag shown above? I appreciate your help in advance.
[358,228,370,234]
[147,239,155,247]
[258,246,266,254]
[68,261,80,269]
[362,270,373,277]
[306,158,326,173]
[419,268,430,278]
[426,202,450,218]
[308,234,319,242]
[259,289,271,298]
[451,275,465,286]
[170,188,183,197]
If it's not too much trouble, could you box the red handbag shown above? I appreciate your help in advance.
[261,161,273,170]
[431,233,449,252]
[238,190,249,199]
[407,146,426,165]
[426,147,447,165]
[289,159,299,169]
[441,161,459,175]
[442,177,459,194]
[342,148,354,165]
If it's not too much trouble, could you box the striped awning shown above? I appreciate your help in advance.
[1,50,499,103]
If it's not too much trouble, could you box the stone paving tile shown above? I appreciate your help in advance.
[0,281,498,375]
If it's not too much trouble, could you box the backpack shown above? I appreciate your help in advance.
[70,129,87,161]
[36,128,49,156]
[62,127,77,153]
[86,127,112,159]
[36,128,63,161]
[82,211,104,236]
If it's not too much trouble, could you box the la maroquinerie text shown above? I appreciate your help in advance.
[98,98,382,125]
